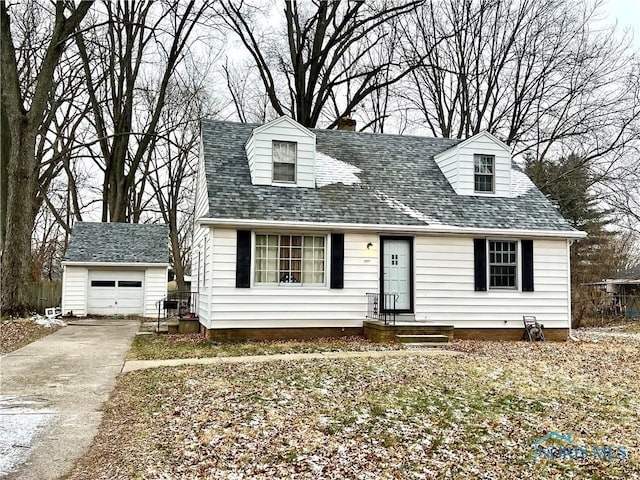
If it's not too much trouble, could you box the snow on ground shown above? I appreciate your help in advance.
[0,396,54,476]
[315,152,361,187]
[31,314,66,328]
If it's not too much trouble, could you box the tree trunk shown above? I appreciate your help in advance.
[171,233,185,291]
[1,120,39,315]
[0,96,9,253]
[0,1,94,316]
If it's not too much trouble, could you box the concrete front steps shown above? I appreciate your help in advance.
[144,317,200,334]
[394,333,450,347]
[364,320,454,344]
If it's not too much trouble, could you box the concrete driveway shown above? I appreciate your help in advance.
[0,319,139,480]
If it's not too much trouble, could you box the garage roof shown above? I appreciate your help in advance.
[64,222,168,264]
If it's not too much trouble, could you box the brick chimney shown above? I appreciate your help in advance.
[337,116,356,131]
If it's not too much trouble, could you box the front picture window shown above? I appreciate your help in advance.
[255,234,325,285]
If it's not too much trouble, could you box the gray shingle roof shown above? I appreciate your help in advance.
[64,222,169,264]
[613,266,640,280]
[201,120,577,233]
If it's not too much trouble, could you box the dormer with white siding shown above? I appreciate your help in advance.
[434,131,512,197]
[245,116,316,187]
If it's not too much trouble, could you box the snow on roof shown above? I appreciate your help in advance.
[375,190,441,225]
[511,168,536,197]
[315,151,361,188]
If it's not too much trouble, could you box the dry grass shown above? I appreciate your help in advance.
[68,329,640,480]
[0,319,61,354]
[127,333,402,360]
[620,321,640,333]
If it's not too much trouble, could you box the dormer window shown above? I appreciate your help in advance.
[474,154,494,193]
[245,116,315,187]
[273,141,297,183]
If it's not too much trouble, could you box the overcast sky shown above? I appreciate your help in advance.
[609,0,640,45]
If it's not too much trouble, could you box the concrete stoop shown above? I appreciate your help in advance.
[364,320,454,344]
[395,334,450,346]
[147,317,199,335]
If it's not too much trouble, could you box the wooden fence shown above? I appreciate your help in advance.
[27,280,62,313]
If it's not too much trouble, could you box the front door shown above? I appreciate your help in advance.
[381,237,413,312]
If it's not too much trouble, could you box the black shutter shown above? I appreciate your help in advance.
[330,233,344,289]
[522,239,534,292]
[474,238,487,292]
[236,230,251,288]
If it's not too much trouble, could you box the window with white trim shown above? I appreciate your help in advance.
[272,141,297,183]
[489,240,517,289]
[474,154,494,193]
[255,234,325,285]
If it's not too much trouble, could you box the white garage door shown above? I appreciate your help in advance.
[88,270,144,315]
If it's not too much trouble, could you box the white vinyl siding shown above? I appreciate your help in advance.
[191,140,213,323]
[144,267,168,317]
[414,237,569,329]
[194,138,209,219]
[61,266,89,316]
[200,229,377,329]
[191,142,213,322]
[192,229,214,325]
[245,116,315,187]
[199,229,570,331]
[434,132,512,197]
[433,147,459,191]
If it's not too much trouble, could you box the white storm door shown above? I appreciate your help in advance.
[382,238,412,311]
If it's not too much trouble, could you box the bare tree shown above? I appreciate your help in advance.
[31,202,66,281]
[74,0,213,223]
[138,63,218,289]
[1,0,93,315]
[222,58,273,124]
[147,114,198,291]
[598,146,640,235]
[403,0,640,162]
[347,15,406,133]
[219,0,423,128]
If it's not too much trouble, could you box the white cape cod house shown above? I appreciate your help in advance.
[192,116,585,341]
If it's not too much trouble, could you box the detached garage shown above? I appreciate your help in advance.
[61,222,169,317]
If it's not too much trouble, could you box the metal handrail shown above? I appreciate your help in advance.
[366,292,398,325]
[156,291,198,332]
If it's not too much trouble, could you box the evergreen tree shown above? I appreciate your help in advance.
[525,154,629,327]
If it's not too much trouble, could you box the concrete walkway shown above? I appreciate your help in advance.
[122,347,462,373]
[0,319,139,480]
